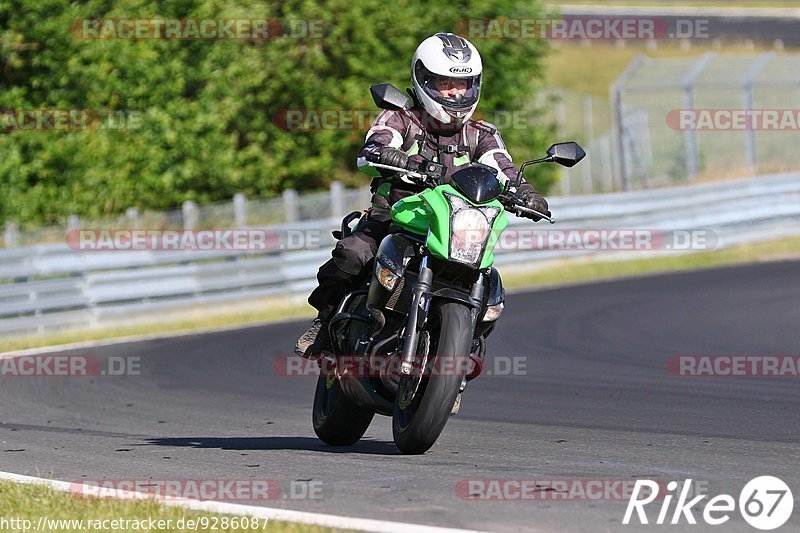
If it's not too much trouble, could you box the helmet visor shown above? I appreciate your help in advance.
[414,60,480,110]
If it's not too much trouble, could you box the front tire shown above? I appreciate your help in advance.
[313,361,374,446]
[393,302,472,454]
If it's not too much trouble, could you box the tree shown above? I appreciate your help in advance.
[0,0,555,227]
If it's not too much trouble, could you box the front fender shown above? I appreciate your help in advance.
[428,288,479,309]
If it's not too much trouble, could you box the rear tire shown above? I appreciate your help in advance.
[313,362,374,446]
[393,302,472,454]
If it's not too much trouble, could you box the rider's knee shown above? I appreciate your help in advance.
[331,234,376,276]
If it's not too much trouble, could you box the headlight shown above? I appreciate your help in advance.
[375,262,399,290]
[445,193,499,266]
[482,302,504,322]
[451,209,490,264]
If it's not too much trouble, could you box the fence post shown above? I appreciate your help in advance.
[681,53,716,181]
[283,189,299,223]
[233,193,248,227]
[360,185,372,207]
[67,215,80,231]
[182,201,198,230]
[126,207,141,229]
[330,181,345,220]
[582,95,594,194]
[742,53,775,171]
[3,221,19,248]
[600,135,614,193]
[554,89,571,196]
[610,54,648,191]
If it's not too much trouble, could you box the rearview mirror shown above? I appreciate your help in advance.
[370,83,411,111]
[546,142,586,167]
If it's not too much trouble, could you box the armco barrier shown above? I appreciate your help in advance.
[0,172,798,337]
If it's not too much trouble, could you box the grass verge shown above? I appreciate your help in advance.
[0,480,346,533]
[1,236,799,354]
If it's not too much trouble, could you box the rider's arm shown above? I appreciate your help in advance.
[473,121,537,195]
[473,121,548,219]
[356,110,409,178]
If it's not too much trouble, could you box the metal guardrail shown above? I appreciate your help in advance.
[1,172,798,337]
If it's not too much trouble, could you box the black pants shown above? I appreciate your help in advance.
[308,209,392,321]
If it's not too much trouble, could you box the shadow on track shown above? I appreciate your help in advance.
[143,436,401,455]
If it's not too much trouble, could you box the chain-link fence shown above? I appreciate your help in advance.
[613,52,800,189]
[549,51,800,194]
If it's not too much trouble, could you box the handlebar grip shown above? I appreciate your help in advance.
[365,150,381,163]
[515,205,552,222]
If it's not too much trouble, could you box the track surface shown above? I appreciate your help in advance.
[1,261,799,532]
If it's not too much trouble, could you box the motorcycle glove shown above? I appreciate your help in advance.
[377,147,410,171]
[518,185,550,222]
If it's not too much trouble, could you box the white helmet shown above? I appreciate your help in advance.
[411,33,483,126]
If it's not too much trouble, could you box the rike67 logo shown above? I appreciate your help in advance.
[623,477,793,530]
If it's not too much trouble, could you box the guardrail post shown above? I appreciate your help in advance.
[126,207,141,229]
[283,189,299,223]
[330,181,345,220]
[3,221,19,248]
[233,193,248,227]
[67,215,80,231]
[360,185,371,207]
[182,201,198,230]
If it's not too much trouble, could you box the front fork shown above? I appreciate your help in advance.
[398,255,486,375]
[399,256,432,375]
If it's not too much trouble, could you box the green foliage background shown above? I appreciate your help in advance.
[0,0,555,227]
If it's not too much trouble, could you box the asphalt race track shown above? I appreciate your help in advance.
[1,261,799,532]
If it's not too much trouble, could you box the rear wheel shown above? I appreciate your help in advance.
[312,360,374,445]
[393,302,472,454]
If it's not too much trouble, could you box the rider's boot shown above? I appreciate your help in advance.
[294,318,331,360]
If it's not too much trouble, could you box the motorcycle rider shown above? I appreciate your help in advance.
[295,32,549,359]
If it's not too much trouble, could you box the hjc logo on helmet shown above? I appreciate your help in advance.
[449,66,473,74]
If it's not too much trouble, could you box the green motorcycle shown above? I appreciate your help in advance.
[312,83,585,454]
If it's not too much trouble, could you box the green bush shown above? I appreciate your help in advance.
[0,0,555,227]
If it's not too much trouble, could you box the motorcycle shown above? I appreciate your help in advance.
[312,83,585,454]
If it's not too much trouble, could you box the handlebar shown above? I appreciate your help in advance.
[513,204,556,224]
[364,160,555,224]
[363,159,434,187]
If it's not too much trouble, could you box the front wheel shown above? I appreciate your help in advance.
[313,361,374,446]
[393,302,473,454]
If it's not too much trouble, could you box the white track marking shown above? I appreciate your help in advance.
[0,471,487,533]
